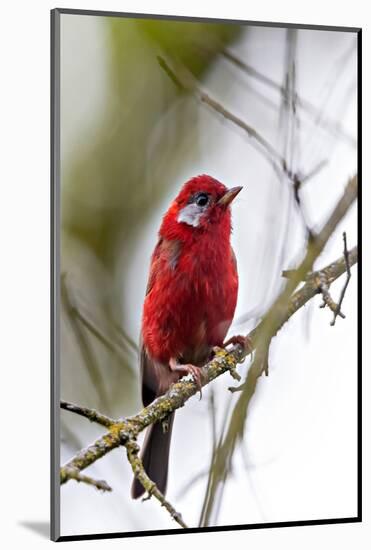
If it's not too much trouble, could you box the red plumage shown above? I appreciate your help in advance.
[131,174,242,499]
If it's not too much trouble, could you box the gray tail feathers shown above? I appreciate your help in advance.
[131,412,175,499]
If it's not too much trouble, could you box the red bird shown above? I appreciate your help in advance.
[131,174,242,499]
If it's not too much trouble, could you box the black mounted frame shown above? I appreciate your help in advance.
[51,7,362,542]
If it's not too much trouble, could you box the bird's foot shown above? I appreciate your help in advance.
[161,417,170,433]
[223,335,253,354]
[169,358,203,398]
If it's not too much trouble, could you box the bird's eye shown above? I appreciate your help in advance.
[195,193,209,207]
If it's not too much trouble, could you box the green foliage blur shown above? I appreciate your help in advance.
[60,16,241,425]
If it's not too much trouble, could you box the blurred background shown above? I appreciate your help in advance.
[59,13,358,536]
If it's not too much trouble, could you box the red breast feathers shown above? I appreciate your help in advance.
[142,175,241,365]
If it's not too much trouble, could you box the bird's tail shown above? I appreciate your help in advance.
[131,412,175,499]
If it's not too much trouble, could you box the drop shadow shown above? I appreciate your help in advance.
[18,521,50,539]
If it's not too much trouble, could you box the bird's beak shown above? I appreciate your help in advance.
[218,186,243,207]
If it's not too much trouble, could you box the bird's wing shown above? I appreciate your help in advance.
[145,237,163,296]
[145,237,181,295]
[140,237,182,405]
[231,245,238,275]
[140,345,158,406]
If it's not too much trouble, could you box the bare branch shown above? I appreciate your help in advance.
[221,49,357,148]
[157,55,287,178]
[318,274,345,319]
[330,231,352,326]
[61,400,115,428]
[61,273,110,410]
[62,272,138,360]
[126,439,188,528]
[61,467,112,492]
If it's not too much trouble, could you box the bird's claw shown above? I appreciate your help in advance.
[223,335,253,354]
[182,364,203,399]
[169,359,203,399]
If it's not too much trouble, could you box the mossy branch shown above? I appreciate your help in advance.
[60,244,357,526]
[60,175,357,528]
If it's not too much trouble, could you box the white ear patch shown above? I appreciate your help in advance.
[177,203,204,227]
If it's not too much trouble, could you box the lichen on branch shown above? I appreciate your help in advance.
[60,244,357,526]
[60,175,357,528]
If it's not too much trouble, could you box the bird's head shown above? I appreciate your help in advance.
[160,175,242,240]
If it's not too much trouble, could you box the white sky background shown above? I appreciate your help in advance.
[60,17,357,536]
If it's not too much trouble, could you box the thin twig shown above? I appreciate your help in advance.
[60,400,115,428]
[230,245,356,397]
[61,274,111,410]
[221,49,357,148]
[318,273,345,319]
[126,439,188,528]
[108,316,139,354]
[331,231,352,326]
[300,159,328,184]
[158,55,288,179]
[61,467,112,492]
[63,272,138,360]
[228,382,246,393]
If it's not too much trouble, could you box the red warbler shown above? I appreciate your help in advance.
[131,174,242,499]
